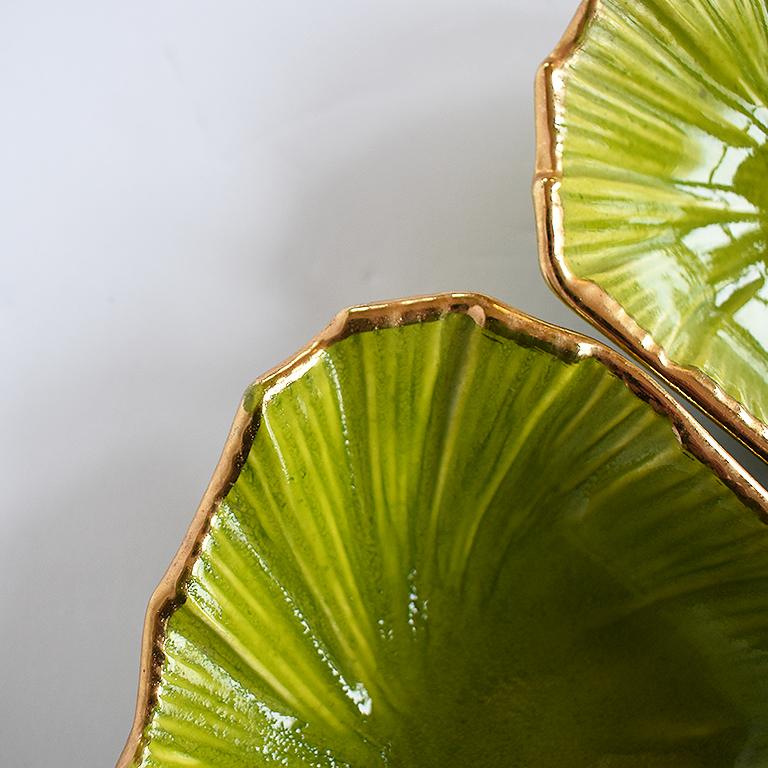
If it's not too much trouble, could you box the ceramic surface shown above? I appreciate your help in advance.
[535,0,768,460]
[120,293,768,767]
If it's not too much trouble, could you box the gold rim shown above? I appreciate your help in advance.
[117,291,768,767]
[533,0,768,463]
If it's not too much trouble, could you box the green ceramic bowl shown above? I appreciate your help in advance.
[535,0,768,460]
[118,294,768,767]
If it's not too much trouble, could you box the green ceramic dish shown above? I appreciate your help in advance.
[535,0,768,460]
[119,294,768,767]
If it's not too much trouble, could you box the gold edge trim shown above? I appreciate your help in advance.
[532,0,768,462]
[115,398,257,768]
[116,290,768,768]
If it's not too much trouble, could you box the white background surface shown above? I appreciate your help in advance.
[2,2,766,765]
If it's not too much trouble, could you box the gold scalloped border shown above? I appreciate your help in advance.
[117,291,768,767]
[533,0,768,462]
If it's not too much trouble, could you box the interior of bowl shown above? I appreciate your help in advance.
[536,0,768,458]
[121,295,768,768]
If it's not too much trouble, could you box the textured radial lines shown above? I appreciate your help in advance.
[123,296,768,768]
[536,0,768,458]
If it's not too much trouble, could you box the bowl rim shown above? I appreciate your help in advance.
[533,0,768,462]
[117,291,768,768]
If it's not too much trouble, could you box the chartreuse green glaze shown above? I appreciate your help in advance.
[135,312,768,767]
[557,0,768,425]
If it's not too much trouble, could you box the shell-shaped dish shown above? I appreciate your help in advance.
[535,0,768,459]
[120,294,768,767]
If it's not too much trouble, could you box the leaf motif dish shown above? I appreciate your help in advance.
[535,0,768,459]
[119,293,768,767]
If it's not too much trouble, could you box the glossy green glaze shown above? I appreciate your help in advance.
[555,0,768,428]
[132,310,768,767]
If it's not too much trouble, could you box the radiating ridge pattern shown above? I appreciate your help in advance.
[557,0,768,424]
[134,313,768,767]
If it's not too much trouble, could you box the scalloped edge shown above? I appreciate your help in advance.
[117,291,768,767]
[533,0,768,463]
